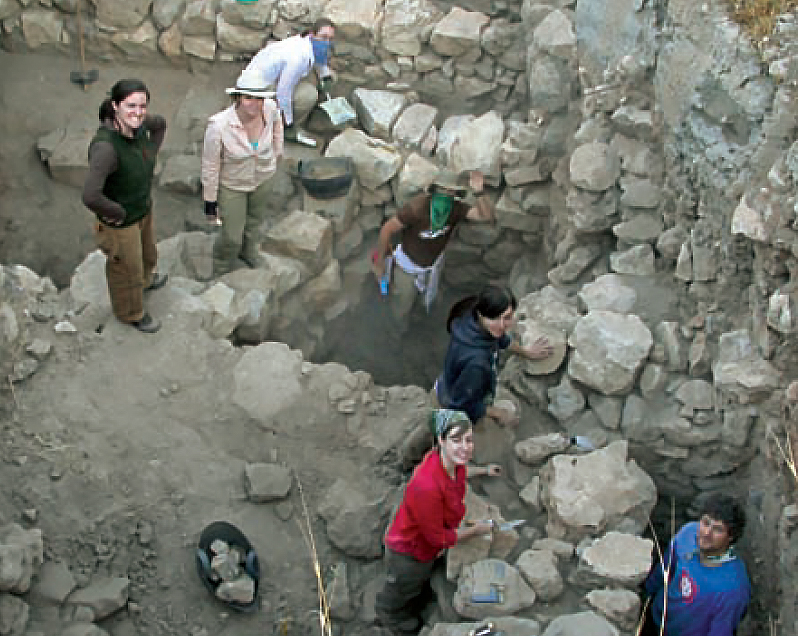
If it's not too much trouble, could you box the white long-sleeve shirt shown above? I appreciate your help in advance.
[201,101,284,201]
[245,35,330,126]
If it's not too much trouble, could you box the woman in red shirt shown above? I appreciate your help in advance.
[375,409,500,634]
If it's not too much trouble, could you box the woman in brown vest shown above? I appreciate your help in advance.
[82,79,168,333]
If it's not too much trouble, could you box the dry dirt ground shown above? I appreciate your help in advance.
[0,50,403,636]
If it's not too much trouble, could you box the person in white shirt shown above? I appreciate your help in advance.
[244,18,335,143]
[201,69,284,274]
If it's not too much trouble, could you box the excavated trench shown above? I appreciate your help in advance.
[0,10,790,627]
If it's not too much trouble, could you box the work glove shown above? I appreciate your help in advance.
[318,76,333,96]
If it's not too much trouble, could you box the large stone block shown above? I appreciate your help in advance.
[233,342,303,423]
[574,532,653,588]
[95,0,151,28]
[263,210,333,275]
[326,128,402,191]
[541,440,656,540]
[568,310,653,395]
[381,0,442,56]
[430,7,489,57]
[351,89,407,140]
[325,0,380,39]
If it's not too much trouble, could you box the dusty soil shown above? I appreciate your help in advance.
[0,50,387,636]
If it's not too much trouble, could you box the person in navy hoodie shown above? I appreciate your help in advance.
[435,285,552,427]
[642,493,751,636]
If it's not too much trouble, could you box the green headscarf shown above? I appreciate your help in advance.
[429,193,453,233]
[428,409,470,441]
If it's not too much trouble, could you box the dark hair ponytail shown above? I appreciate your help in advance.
[98,78,150,122]
[446,284,517,333]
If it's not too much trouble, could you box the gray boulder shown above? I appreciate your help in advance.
[568,310,653,395]
[541,441,656,540]
[317,479,390,558]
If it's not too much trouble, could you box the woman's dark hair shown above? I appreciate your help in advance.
[98,79,150,122]
[301,17,334,37]
[437,420,471,444]
[699,493,746,543]
[446,285,517,333]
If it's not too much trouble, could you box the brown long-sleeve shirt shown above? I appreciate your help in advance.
[82,115,166,223]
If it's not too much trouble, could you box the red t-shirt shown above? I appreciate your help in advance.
[384,450,466,562]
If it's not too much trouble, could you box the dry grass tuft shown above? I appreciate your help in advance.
[725,0,798,41]
[295,475,333,636]
[636,499,676,636]
[768,423,798,486]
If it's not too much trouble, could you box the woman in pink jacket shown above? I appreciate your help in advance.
[201,69,284,275]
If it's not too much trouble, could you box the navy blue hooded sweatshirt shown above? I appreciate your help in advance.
[436,313,511,423]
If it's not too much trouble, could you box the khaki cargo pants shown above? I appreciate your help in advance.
[94,212,156,323]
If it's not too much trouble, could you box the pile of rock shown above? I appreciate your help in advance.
[207,539,255,605]
[0,265,68,388]
[0,522,129,636]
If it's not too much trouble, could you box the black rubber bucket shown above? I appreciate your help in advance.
[298,157,354,200]
[195,521,260,612]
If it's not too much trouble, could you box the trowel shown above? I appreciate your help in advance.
[495,519,525,532]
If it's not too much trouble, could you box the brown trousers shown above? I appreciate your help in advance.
[94,212,157,323]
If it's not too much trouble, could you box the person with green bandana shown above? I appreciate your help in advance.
[371,170,495,332]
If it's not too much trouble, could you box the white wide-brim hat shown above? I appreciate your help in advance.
[226,69,276,98]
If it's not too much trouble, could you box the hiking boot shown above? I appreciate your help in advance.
[130,313,161,333]
[144,273,168,292]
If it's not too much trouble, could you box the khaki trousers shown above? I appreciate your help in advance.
[388,265,419,332]
[94,212,157,323]
[213,180,272,274]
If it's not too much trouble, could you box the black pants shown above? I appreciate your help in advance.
[375,548,437,632]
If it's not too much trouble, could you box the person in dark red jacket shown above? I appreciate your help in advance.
[375,410,501,635]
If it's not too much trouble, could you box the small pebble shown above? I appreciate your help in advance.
[22,508,38,523]
[54,321,77,333]
[73,606,95,622]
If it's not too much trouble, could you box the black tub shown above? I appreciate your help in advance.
[195,521,260,612]
[298,157,354,200]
